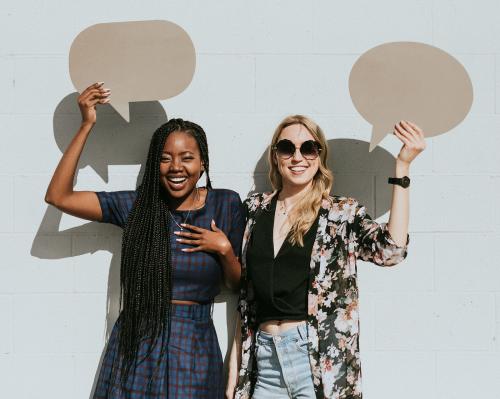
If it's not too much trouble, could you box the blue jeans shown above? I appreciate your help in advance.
[253,323,316,398]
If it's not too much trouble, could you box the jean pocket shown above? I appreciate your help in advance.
[294,338,310,355]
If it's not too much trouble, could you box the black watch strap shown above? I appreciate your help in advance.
[388,176,410,188]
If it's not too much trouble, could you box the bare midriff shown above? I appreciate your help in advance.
[259,319,306,335]
[171,299,200,305]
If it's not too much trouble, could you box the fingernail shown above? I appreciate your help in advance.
[173,231,179,235]
[97,81,104,85]
[180,223,186,227]
[176,239,181,242]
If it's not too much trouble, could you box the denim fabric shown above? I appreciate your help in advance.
[253,323,315,399]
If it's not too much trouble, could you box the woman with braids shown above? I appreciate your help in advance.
[223,115,425,398]
[45,82,246,398]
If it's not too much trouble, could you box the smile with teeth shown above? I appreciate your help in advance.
[167,176,188,184]
[289,166,308,173]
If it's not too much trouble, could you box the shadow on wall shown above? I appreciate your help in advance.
[30,100,396,396]
[30,94,240,397]
[30,92,169,397]
[252,138,397,218]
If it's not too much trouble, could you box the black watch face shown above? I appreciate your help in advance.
[401,176,410,188]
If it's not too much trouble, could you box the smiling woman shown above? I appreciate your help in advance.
[227,114,423,399]
[160,131,209,202]
[44,82,246,398]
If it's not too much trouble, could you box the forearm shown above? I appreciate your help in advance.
[218,245,241,290]
[45,123,93,204]
[387,159,410,247]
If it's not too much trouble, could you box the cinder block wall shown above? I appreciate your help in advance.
[1,1,499,398]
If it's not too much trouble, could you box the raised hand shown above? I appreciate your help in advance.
[393,120,426,165]
[77,82,111,125]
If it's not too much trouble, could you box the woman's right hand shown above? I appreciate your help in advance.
[45,82,110,221]
[225,312,242,399]
[77,82,110,125]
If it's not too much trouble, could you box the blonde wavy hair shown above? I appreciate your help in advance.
[268,115,334,246]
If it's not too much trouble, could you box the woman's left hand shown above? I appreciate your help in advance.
[393,120,427,165]
[174,220,233,256]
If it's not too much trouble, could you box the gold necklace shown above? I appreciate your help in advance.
[278,200,288,216]
[277,198,296,216]
[169,188,200,230]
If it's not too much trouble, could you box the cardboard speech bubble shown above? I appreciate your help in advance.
[349,42,473,151]
[69,20,196,122]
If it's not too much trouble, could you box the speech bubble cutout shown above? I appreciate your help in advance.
[69,20,196,122]
[349,42,473,151]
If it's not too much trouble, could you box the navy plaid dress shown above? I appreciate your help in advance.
[92,188,245,399]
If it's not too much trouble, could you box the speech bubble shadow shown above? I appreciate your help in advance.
[53,92,168,182]
[349,42,473,151]
[69,20,196,122]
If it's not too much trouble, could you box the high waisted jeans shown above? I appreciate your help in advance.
[253,323,316,398]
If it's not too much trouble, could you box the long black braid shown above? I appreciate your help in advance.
[109,118,212,391]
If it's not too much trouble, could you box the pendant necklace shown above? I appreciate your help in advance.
[169,188,200,230]
[277,198,295,216]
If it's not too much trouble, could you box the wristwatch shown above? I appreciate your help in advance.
[388,176,410,188]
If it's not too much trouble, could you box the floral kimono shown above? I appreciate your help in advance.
[235,192,409,399]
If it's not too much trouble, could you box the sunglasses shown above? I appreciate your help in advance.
[272,139,322,160]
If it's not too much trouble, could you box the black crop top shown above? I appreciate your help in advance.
[246,195,319,324]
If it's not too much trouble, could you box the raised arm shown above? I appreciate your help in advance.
[386,120,426,245]
[353,120,425,266]
[45,82,110,221]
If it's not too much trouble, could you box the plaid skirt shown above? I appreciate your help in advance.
[93,303,223,398]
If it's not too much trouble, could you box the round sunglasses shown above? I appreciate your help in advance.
[272,139,322,160]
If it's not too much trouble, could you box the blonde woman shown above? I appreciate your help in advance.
[225,115,425,398]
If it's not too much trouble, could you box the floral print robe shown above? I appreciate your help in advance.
[235,192,409,399]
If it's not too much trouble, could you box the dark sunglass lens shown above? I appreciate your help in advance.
[300,141,320,159]
[275,140,295,158]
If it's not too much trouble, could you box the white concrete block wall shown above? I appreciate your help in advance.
[1,1,499,398]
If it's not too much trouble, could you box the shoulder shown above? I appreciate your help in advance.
[243,191,275,212]
[320,194,359,209]
[95,190,137,227]
[208,188,246,216]
[209,188,242,204]
[320,195,361,221]
[96,190,137,206]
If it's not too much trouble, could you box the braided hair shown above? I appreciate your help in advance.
[111,118,212,389]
